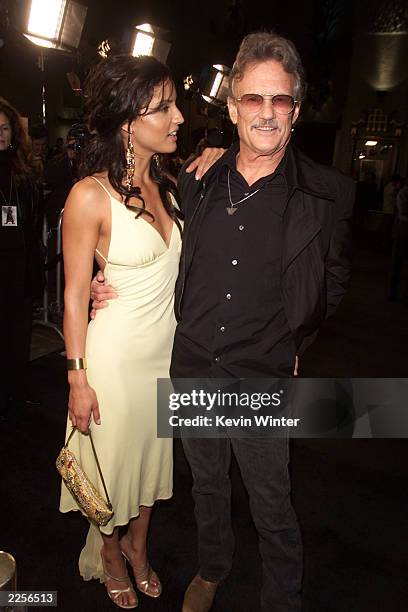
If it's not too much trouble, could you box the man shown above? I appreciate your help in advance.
[92,32,354,612]
[172,32,354,612]
[29,124,49,183]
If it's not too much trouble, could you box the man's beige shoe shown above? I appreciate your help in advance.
[182,575,220,612]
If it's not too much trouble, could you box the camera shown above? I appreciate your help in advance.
[66,123,90,153]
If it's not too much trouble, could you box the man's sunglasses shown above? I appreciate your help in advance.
[234,94,298,114]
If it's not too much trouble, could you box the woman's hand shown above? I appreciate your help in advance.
[68,373,101,433]
[185,147,226,180]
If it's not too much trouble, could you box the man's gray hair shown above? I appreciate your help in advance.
[229,31,307,102]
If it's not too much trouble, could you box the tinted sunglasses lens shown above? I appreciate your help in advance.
[240,94,263,110]
[239,94,295,113]
[273,95,295,113]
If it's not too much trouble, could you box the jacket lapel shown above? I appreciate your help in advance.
[281,147,336,274]
[184,172,221,277]
[281,191,322,273]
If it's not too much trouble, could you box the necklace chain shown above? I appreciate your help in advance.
[0,174,13,205]
[226,168,260,215]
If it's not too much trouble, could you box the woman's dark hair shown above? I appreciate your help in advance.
[80,54,181,225]
[0,97,35,181]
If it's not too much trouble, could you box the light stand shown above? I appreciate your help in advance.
[23,0,87,123]
[23,1,87,345]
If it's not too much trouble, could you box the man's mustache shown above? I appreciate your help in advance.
[251,120,279,129]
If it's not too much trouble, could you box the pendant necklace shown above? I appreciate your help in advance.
[226,168,260,215]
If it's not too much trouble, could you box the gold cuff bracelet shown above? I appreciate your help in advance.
[67,358,88,370]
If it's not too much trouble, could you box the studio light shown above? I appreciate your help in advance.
[365,140,378,146]
[201,65,230,105]
[24,0,87,51]
[23,1,87,125]
[131,23,171,63]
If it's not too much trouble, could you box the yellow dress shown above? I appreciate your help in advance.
[59,177,181,581]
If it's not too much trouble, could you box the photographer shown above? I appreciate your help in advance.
[44,124,88,227]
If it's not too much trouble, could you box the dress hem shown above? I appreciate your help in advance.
[59,493,173,536]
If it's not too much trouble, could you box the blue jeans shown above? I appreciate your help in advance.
[181,436,303,611]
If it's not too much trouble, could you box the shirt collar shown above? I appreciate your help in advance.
[222,140,240,170]
[222,140,290,185]
[214,140,337,201]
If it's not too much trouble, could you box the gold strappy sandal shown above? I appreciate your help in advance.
[120,537,162,598]
[101,551,138,609]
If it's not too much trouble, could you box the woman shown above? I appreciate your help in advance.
[59,54,220,609]
[0,98,44,417]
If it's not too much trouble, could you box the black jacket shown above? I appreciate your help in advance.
[175,145,355,356]
[0,152,45,298]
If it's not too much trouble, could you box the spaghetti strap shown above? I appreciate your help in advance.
[89,175,114,198]
[95,248,108,264]
[90,177,111,264]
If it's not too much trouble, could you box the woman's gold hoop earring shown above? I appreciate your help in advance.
[125,130,135,191]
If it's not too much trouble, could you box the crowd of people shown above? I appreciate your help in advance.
[0,28,407,612]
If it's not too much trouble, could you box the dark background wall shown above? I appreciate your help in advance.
[1,0,406,178]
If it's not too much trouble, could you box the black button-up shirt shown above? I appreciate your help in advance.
[173,144,296,377]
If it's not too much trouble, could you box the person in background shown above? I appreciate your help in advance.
[382,174,401,248]
[44,124,87,227]
[354,170,378,235]
[389,180,408,302]
[49,136,64,158]
[29,123,49,183]
[0,97,44,418]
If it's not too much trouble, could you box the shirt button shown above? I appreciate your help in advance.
[220,326,225,332]
[238,225,245,231]
[231,259,238,266]
[226,293,231,300]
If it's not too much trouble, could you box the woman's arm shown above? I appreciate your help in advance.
[63,179,104,433]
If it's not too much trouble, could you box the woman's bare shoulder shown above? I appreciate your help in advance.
[69,175,104,199]
[64,175,110,219]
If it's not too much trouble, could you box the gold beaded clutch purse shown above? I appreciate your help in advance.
[56,427,114,527]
